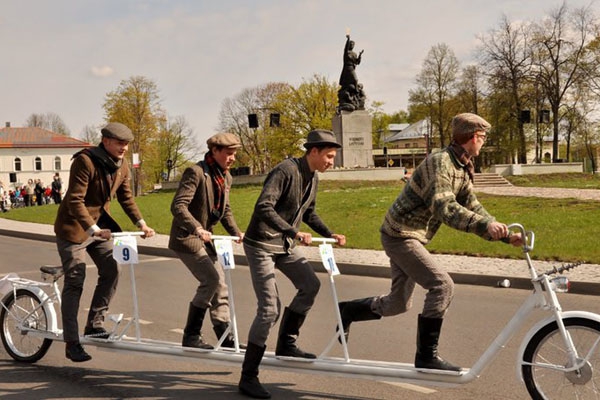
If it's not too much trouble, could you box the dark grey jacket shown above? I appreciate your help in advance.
[169,161,241,254]
[244,156,333,254]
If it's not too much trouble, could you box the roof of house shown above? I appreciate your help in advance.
[0,127,92,148]
[388,123,410,133]
[384,119,430,143]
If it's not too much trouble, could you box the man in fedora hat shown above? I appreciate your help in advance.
[336,113,523,372]
[169,132,245,350]
[238,129,346,399]
[54,122,155,362]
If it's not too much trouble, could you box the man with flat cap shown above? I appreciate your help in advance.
[169,132,245,350]
[337,113,523,373]
[238,129,346,399]
[54,122,155,362]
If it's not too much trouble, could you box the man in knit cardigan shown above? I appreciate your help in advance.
[337,113,523,372]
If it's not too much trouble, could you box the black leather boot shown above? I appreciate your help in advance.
[65,341,92,362]
[213,321,247,349]
[182,303,213,349]
[275,307,316,359]
[239,342,271,399]
[337,297,381,343]
[414,314,461,371]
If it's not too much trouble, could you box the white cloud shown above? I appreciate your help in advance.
[90,66,115,78]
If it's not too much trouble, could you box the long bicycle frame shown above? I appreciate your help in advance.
[2,228,600,389]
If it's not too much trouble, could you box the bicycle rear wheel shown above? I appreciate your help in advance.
[522,317,600,399]
[0,289,53,362]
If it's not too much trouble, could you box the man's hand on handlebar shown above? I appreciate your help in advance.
[195,227,212,243]
[93,229,112,240]
[140,224,155,239]
[508,232,524,247]
[331,233,346,246]
[296,232,312,246]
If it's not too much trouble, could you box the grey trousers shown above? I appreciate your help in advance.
[372,232,454,319]
[174,248,230,324]
[243,243,320,346]
[57,236,120,342]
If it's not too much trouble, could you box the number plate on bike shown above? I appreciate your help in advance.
[113,235,139,264]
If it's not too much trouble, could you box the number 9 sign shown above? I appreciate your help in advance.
[113,235,139,264]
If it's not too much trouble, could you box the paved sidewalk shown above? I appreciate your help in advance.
[0,206,598,295]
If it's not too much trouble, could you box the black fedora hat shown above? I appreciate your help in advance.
[303,129,341,149]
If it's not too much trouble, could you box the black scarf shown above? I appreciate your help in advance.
[73,143,122,200]
[448,141,474,181]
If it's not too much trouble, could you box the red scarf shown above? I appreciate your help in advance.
[205,152,226,218]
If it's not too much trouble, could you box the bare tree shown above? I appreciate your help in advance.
[218,76,337,174]
[478,15,534,163]
[26,112,71,136]
[157,115,199,182]
[532,2,599,162]
[409,43,460,148]
[80,124,100,145]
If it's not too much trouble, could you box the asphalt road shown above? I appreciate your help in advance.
[1,236,599,400]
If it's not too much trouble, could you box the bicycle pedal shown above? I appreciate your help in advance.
[415,367,464,375]
[109,313,123,323]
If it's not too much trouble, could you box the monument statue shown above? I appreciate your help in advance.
[338,34,365,113]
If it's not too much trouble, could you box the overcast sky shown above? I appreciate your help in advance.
[1,0,596,148]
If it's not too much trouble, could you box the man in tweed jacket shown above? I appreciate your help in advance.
[338,113,523,372]
[169,132,244,350]
[238,129,346,399]
[54,122,155,362]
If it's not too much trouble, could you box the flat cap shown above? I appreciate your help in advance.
[452,113,491,143]
[303,129,341,149]
[101,122,134,142]
[207,132,242,150]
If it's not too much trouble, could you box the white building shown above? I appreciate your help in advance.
[0,122,93,192]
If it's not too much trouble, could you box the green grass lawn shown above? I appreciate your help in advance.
[3,175,600,263]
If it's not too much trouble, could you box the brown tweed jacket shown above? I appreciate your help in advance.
[54,151,143,244]
[168,161,241,254]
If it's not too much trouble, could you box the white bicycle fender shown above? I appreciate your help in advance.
[516,311,600,382]
[0,273,19,301]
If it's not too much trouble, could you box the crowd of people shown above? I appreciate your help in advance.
[44,115,522,399]
[0,173,62,210]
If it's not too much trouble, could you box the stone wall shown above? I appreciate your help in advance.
[490,163,583,176]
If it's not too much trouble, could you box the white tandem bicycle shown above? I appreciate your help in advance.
[1,224,599,399]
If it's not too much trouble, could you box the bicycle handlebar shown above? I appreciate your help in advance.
[211,235,240,241]
[311,237,337,244]
[111,231,146,238]
[507,223,535,252]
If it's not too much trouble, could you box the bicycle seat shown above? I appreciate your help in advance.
[40,265,64,278]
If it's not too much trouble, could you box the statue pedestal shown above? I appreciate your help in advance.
[332,110,373,168]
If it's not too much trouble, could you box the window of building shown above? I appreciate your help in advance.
[35,156,42,171]
[14,157,22,171]
[54,156,62,170]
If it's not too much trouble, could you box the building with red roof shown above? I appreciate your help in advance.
[0,121,93,192]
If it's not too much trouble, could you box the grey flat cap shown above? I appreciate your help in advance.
[207,132,242,149]
[101,122,134,142]
[303,129,341,149]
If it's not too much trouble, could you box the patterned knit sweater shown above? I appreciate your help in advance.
[380,148,495,244]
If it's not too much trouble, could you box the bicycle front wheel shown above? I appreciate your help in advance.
[522,317,600,400]
[0,289,53,362]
